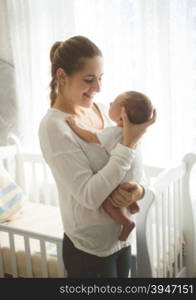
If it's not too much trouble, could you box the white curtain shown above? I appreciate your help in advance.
[6,0,196,166]
[6,0,75,150]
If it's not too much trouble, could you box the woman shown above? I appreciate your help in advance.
[39,36,155,278]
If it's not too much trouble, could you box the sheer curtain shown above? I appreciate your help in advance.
[6,0,196,166]
[74,0,196,166]
[6,0,75,150]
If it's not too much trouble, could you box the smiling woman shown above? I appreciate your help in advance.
[49,36,102,107]
[54,56,103,111]
[38,35,153,278]
[50,36,104,129]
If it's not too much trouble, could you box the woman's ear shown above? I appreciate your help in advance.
[56,68,66,86]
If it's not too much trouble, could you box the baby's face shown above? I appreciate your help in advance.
[108,93,126,126]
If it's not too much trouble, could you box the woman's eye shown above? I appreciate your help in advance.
[84,77,102,84]
[84,79,93,83]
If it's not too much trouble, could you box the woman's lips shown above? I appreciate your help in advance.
[84,93,95,99]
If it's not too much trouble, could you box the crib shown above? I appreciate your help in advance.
[0,145,65,278]
[135,154,196,277]
[0,144,196,278]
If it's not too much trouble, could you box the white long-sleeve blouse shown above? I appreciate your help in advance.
[38,103,136,256]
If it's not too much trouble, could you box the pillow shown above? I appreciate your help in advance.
[0,165,26,223]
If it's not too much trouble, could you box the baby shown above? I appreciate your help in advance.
[67,91,154,241]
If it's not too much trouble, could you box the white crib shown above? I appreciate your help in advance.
[0,145,65,278]
[135,154,196,277]
[0,144,196,278]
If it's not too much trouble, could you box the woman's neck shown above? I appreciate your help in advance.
[52,97,104,129]
[52,97,88,116]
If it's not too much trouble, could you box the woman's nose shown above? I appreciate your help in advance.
[92,79,101,92]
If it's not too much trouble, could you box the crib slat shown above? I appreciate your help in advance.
[155,199,161,277]
[168,186,173,277]
[171,184,175,277]
[0,242,4,277]
[173,180,179,276]
[24,236,33,277]
[9,233,18,277]
[147,206,154,276]
[40,240,48,277]
[7,159,15,179]
[161,192,167,277]
[42,164,50,205]
[179,178,183,270]
[56,242,65,277]
[32,162,38,203]
[15,154,26,191]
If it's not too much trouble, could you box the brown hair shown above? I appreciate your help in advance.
[49,36,102,106]
[124,91,153,124]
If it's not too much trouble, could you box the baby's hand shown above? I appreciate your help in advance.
[129,202,140,214]
[66,115,99,143]
[66,115,78,128]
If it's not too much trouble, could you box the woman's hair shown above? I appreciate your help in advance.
[49,36,102,106]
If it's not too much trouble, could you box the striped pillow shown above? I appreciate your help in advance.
[0,166,26,223]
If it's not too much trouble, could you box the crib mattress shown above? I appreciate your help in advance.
[0,202,64,277]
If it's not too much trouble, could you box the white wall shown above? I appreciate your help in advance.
[0,0,13,64]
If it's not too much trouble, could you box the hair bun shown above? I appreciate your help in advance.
[50,41,62,63]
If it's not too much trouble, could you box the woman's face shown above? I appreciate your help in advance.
[62,56,103,108]
[108,93,126,125]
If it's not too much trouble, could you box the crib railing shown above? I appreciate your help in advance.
[136,153,196,278]
[0,146,58,207]
[16,152,58,206]
[0,223,66,278]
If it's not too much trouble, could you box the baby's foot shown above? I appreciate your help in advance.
[119,222,135,241]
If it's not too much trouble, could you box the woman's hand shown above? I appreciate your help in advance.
[121,107,156,148]
[109,181,145,208]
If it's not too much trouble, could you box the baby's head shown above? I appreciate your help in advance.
[109,91,153,127]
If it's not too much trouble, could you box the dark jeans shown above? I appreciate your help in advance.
[62,233,131,278]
